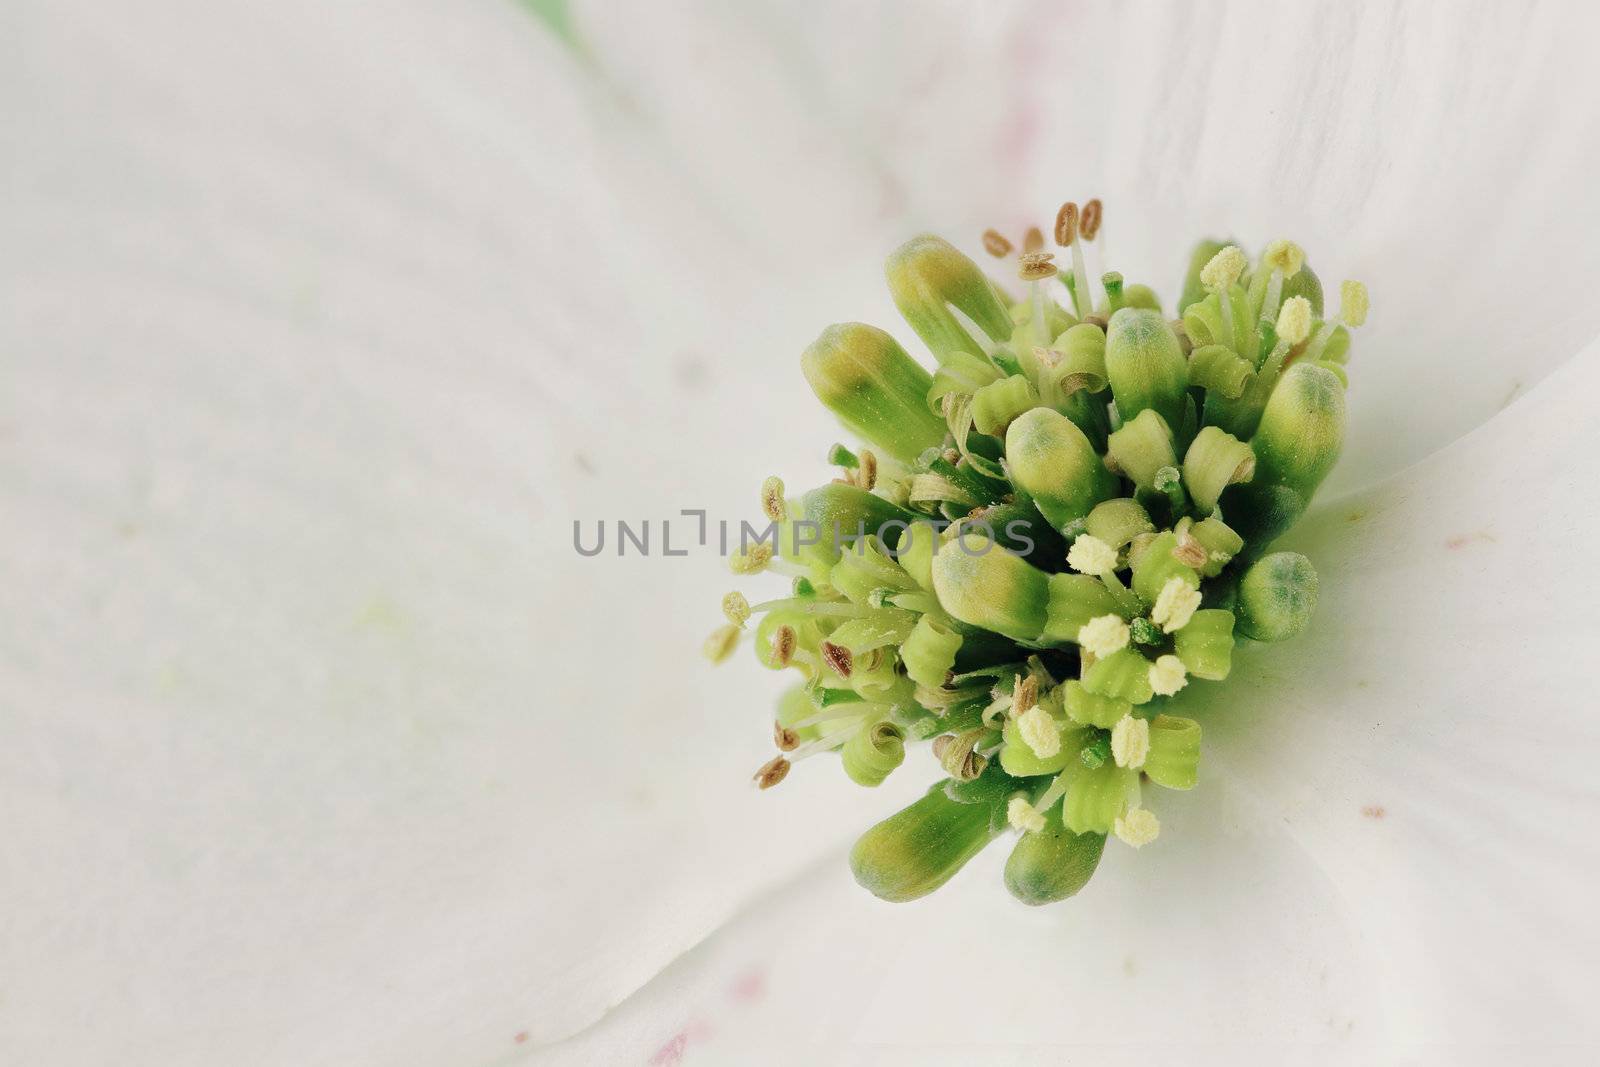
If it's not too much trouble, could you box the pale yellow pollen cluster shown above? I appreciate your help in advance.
[1111,714,1150,769]
[1262,239,1305,277]
[1008,795,1046,833]
[722,591,751,627]
[1276,295,1313,346]
[1017,705,1061,758]
[1067,534,1119,576]
[1341,280,1370,327]
[1200,245,1246,291]
[1151,576,1202,633]
[1148,653,1189,697]
[1114,807,1161,848]
[760,476,786,521]
[703,623,741,664]
[730,542,773,574]
[1078,614,1131,658]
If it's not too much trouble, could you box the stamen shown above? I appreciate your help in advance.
[1341,280,1369,327]
[760,476,786,521]
[753,755,791,790]
[858,450,879,492]
[1200,245,1246,352]
[703,623,741,664]
[773,721,799,751]
[1053,202,1078,246]
[1262,239,1305,278]
[1110,714,1150,769]
[1008,794,1047,833]
[1254,240,1305,355]
[730,542,773,574]
[1067,534,1118,576]
[982,228,1014,258]
[1276,295,1313,347]
[1151,576,1202,633]
[1148,653,1188,697]
[1078,614,1131,658]
[1052,199,1096,318]
[722,591,751,626]
[1114,806,1160,847]
[1013,673,1039,715]
[1079,198,1102,242]
[772,624,797,667]
[1017,251,1057,281]
[821,641,853,678]
[1017,704,1060,758]
[1172,531,1208,569]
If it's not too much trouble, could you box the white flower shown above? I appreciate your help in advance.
[10,2,1599,1064]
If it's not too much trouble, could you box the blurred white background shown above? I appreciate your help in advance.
[5,1,1600,1064]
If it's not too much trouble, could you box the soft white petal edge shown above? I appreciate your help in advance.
[534,343,1600,1065]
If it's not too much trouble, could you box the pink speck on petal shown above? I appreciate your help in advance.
[729,967,767,1004]
[648,1032,688,1066]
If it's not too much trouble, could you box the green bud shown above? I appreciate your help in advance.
[1005,407,1117,531]
[1106,409,1178,492]
[1236,551,1319,642]
[1173,608,1235,680]
[886,235,1014,363]
[971,374,1039,437]
[931,532,1049,642]
[1042,573,1122,644]
[1143,714,1201,790]
[1178,237,1235,313]
[801,323,947,463]
[1085,498,1155,550]
[1104,308,1188,431]
[1182,426,1255,513]
[1004,806,1106,905]
[849,781,1003,902]
[784,483,916,573]
[1221,362,1346,550]
[1123,284,1162,313]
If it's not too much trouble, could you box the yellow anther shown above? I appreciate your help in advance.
[1114,807,1160,847]
[703,623,741,664]
[1276,295,1313,346]
[730,542,773,574]
[760,475,786,521]
[1199,245,1247,291]
[1341,280,1369,327]
[1078,614,1131,658]
[722,591,751,627]
[1148,654,1188,697]
[1110,714,1150,769]
[1067,534,1119,576]
[1017,704,1061,758]
[1262,239,1305,278]
[1151,576,1201,633]
[1008,795,1047,833]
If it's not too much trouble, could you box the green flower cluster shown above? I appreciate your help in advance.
[708,203,1367,904]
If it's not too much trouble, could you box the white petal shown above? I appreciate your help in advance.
[541,344,1600,1061]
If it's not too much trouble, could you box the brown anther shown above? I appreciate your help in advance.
[981,229,1013,258]
[934,729,989,781]
[931,734,955,761]
[1018,251,1057,281]
[821,641,853,678]
[858,450,878,492]
[1053,202,1079,246]
[1173,532,1209,569]
[773,722,799,751]
[1079,198,1103,241]
[754,756,791,789]
[1023,226,1045,252]
[1082,313,1108,329]
[942,448,961,465]
[1013,674,1039,715]
[772,625,797,667]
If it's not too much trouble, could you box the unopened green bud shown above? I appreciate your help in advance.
[1006,407,1117,531]
[1106,409,1177,492]
[931,532,1049,642]
[971,374,1039,436]
[886,235,1014,362]
[1222,362,1346,549]
[1085,498,1155,550]
[1183,426,1255,513]
[783,483,917,573]
[1178,237,1235,313]
[1123,284,1162,313]
[1104,308,1188,431]
[802,323,947,463]
[1173,608,1235,680]
[850,780,1004,902]
[1004,806,1106,905]
[1236,551,1319,642]
[1143,714,1201,790]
